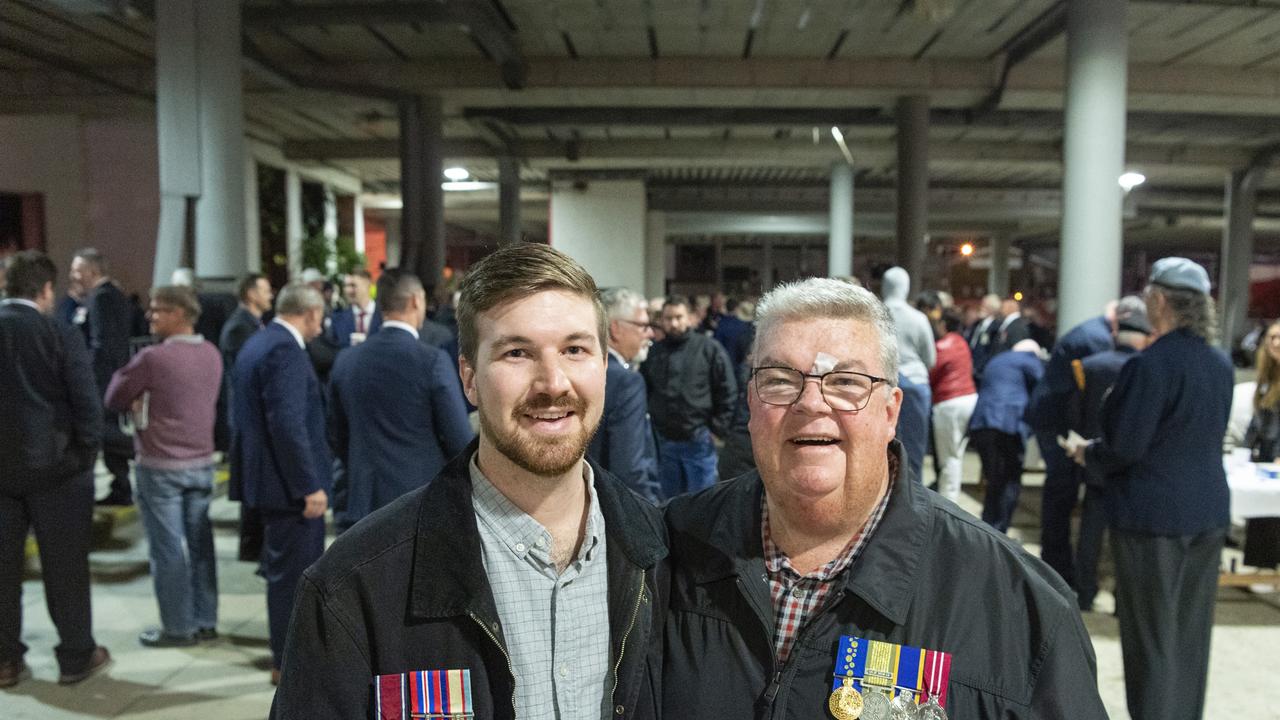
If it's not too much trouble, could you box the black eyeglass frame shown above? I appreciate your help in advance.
[749,365,892,412]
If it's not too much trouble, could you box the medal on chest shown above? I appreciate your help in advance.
[828,637,951,720]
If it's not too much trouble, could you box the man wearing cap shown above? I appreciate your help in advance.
[1064,297,1152,612]
[1073,258,1232,720]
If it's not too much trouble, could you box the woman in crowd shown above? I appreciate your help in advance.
[1244,320,1280,569]
[929,307,978,502]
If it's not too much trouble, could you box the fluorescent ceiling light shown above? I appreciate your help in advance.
[830,126,854,165]
[443,167,470,181]
[1119,171,1146,192]
[443,181,497,192]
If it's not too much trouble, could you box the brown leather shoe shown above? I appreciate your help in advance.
[0,660,30,688]
[58,646,112,685]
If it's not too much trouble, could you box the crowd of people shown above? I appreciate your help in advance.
[0,244,1267,720]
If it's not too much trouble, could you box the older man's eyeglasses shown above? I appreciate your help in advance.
[750,366,889,412]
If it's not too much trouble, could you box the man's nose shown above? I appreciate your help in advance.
[531,356,572,396]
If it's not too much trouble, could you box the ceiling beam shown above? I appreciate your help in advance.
[241,2,526,89]
[972,1,1066,117]
[283,136,1252,169]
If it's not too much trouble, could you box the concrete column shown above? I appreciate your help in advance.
[285,169,303,278]
[828,161,854,278]
[353,195,366,255]
[896,95,929,285]
[550,180,647,291]
[645,210,666,299]
[498,155,521,245]
[988,234,1010,298]
[154,0,248,284]
[1220,167,1264,350]
[1058,0,1128,337]
[399,95,445,284]
[243,153,261,272]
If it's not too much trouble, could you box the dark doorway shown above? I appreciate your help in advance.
[0,191,47,256]
[256,164,289,289]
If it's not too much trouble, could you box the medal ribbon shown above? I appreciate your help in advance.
[831,636,951,706]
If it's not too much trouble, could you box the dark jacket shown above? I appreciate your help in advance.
[270,441,669,720]
[1025,315,1113,436]
[1086,328,1233,536]
[329,304,383,348]
[0,301,103,494]
[84,280,133,393]
[219,306,262,371]
[640,330,737,440]
[1071,346,1137,488]
[588,353,661,503]
[327,325,473,528]
[662,441,1106,719]
[229,322,332,513]
[968,349,1044,438]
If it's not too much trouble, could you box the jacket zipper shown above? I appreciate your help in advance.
[470,610,517,720]
[761,589,846,718]
[609,568,647,716]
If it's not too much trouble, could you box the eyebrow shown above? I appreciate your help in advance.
[756,356,871,372]
[490,332,599,348]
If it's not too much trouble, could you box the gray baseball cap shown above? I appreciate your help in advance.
[1149,257,1211,295]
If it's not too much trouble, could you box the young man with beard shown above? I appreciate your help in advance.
[662,278,1104,719]
[272,244,667,720]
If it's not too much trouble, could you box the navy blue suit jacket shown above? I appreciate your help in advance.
[969,350,1045,438]
[1086,329,1232,536]
[588,353,661,503]
[327,325,473,527]
[329,305,382,348]
[1025,315,1112,435]
[230,322,332,513]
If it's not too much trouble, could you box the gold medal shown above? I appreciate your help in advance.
[828,677,864,720]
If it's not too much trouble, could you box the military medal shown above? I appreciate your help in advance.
[890,690,919,720]
[859,688,892,720]
[828,676,864,720]
[859,641,897,720]
[917,695,947,720]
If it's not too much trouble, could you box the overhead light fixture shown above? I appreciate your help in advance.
[1119,171,1146,193]
[830,126,854,165]
[443,167,470,182]
[960,242,974,257]
[443,181,497,192]
[1013,291,1024,302]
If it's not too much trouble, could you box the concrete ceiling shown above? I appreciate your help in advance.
[4,0,1280,245]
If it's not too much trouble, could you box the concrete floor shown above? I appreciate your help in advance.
[5,453,1280,719]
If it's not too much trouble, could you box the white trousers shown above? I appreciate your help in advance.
[932,393,978,501]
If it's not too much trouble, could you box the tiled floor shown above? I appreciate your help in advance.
[5,454,1280,719]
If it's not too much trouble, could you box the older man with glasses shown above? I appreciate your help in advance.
[663,277,1105,720]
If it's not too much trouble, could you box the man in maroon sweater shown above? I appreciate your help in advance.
[105,286,223,648]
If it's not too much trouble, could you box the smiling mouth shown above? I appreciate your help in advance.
[526,410,573,421]
[790,436,839,446]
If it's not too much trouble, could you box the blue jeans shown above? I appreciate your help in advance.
[658,428,719,499]
[136,465,218,637]
[895,374,931,484]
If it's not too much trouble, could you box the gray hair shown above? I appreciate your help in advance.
[73,247,106,274]
[753,277,899,386]
[1150,284,1217,344]
[599,286,647,320]
[275,282,324,317]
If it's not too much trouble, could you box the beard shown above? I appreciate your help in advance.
[632,342,650,365]
[478,393,599,477]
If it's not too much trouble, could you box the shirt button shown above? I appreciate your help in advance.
[536,537,546,547]
[791,586,806,599]
[559,664,570,678]
[615,704,625,715]
[515,543,527,553]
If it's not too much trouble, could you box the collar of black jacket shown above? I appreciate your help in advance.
[685,439,929,627]
[409,437,667,620]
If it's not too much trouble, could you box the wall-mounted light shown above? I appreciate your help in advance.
[959,242,974,257]
[443,167,470,182]
[1118,171,1146,193]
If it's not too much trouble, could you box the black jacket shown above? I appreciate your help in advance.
[639,331,737,440]
[271,440,669,720]
[0,301,103,494]
[662,441,1107,719]
[84,280,132,393]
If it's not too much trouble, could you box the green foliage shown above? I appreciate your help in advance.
[334,235,366,276]
[301,233,331,276]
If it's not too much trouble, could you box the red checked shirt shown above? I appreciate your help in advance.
[762,454,897,665]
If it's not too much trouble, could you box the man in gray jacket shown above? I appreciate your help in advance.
[880,266,935,483]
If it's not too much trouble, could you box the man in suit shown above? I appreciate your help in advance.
[330,268,381,348]
[328,269,473,532]
[71,248,135,505]
[229,283,331,684]
[588,287,660,502]
[221,273,273,563]
[968,339,1045,533]
[988,297,1031,358]
[0,251,111,687]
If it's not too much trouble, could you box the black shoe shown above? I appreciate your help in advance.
[138,629,197,648]
[59,646,112,684]
[96,492,133,507]
[195,627,218,642]
[0,660,30,688]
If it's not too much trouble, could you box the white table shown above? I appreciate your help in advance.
[1223,458,1280,586]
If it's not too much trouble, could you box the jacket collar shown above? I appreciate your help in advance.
[409,438,666,620]
[691,439,926,627]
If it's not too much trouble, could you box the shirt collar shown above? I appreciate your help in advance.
[469,452,603,566]
[1,298,41,312]
[162,333,205,345]
[272,317,306,349]
[355,300,375,315]
[381,320,419,340]
[607,347,630,369]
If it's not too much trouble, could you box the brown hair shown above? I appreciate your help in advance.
[456,244,606,364]
[1256,320,1280,411]
[151,285,201,324]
